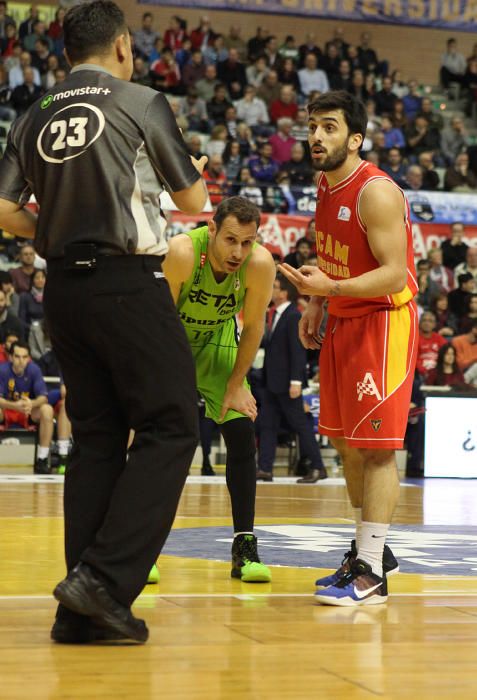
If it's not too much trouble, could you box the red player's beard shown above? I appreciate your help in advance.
[311,139,349,172]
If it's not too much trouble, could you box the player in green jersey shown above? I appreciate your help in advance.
[163,196,276,582]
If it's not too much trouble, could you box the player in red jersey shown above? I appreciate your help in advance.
[279,91,418,606]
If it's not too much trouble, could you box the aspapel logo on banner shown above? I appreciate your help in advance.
[337,206,351,221]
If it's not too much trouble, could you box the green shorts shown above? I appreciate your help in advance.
[185,320,249,424]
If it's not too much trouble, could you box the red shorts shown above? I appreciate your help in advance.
[318,302,418,449]
[3,409,30,428]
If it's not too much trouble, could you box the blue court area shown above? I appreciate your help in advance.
[163,523,477,576]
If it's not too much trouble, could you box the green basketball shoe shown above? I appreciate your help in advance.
[231,534,271,583]
[147,564,160,584]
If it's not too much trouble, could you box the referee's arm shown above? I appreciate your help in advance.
[0,198,37,239]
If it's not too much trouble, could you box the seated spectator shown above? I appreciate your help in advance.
[257,69,281,105]
[418,152,440,190]
[10,244,37,294]
[402,79,422,120]
[222,140,243,180]
[1,22,17,60]
[181,49,206,89]
[374,76,398,115]
[206,82,232,125]
[298,33,322,68]
[264,35,280,70]
[330,59,352,91]
[223,25,247,61]
[463,58,477,115]
[202,34,228,66]
[320,42,340,80]
[277,57,300,94]
[190,15,216,52]
[298,53,329,98]
[431,293,458,337]
[426,343,468,388]
[0,331,19,364]
[390,99,409,131]
[234,84,270,134]
[149,48,181,93]
[269,84,298,125]
[448,272,476,318]
[364,73,377,100]
[417,97,444,132]
[0,341,53,474]
[347,45,365,74]
[358,30,384,74]
[452,320,477,371]
[278,35,299,65]
[44,54,63,90]
[416,263,440,312]
[325,27,349,59]
[19,269,45,332]
[269,117,296,165]
[381,115,405,150]
[459,294,477,333]
[248,142,279,183]
[19,6,38,42]
[441,221,469,269]
[245,54,269,89]
[178,88,208,133]
[440,37,466,89]
[444,152,477,192]
[224,105,240,139]
[290,107,310,147]
[440,116,471,165]
[133,11,160,60]
[23,20,53,53]
[416,311,448,378]
[235,167,263,207]
[428,248,454,293]
[217,47,247,100]
[281,142,313,186]
[247,26,268,62]
[405,115,440,159]
[0,62,14,121]
[9,50,40,89]
[203,154,227,206]
[0,289,23,343]
[402,164,424,191]
[234,121,255,158]
[0,271,19,317]
[31,37,52,79]
[205,124,228,158]
[187,133,206,161]
[163,15,188,52]
[283,237,312,269]
[196,64,221,102]
[454,247,477,284]
[349,69,369,102]
[391,68,408,98]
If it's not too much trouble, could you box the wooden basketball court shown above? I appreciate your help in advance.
[1,467,476,699]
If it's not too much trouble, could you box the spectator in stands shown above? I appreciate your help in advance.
[10,244,37,294]
[454,246,477,283]
[441,116,471,165]
[9,49,40,88]
[448,272,476,318]
[0,340,53,473]
[236,166,263,206]
[245,54,269,89]
[18,268,45,331]
[53,67,66,86]
[257,69,281,105]
[134,12,159,60]
[236,121,256,158]
[402,164,424,191]
[206,82,232,125]
[402,79,422,120]
[416,260,439,311]
[463,58,477,115]
[374,76,398,115]
[349,69,369,102]
[298,33,322,68]
[190,15,216,52]
[431,293,458,337]
[290,107,309,145]
[330,59,352,91]
[131,56,151,88]
[19,5,39,42]
[248,141,279,183]
[283,237,312,269]
[44,54,60,89]
[426,343,468,387]
[31,37,52,79]
[218,47,247,100]
[346,45,364,74]
[417,96,444,132]
[298,53,329,98]
[380,115,405,150]
[278,57,300,94]
[264,35,280,70]
[459,294,477,333]
[196,63,220,102]
[325,26,349,59]
[178,88,208,133]
[163,15,187,52]
[247,27,268,62]
[416,311,448,377]
[405,115,441,159]
[181,49,206,89]
[428,248,454,293]
[174,37,192,70]
[269,84,297,125]
[23,20,53,53]
[418,152,440,190]
[444,152,477,192]
[0,270,18,316]
[278,35,299,65]
[390,69,407,98]
[358,31,382,74]
[149,47,181,93]
[223,105,239,139]
[281,142,313,186]
[1,20,16,58]
[203,154,227,206]
[48,7,66,47]
[0,330,18,363]
[452,320,477,372]
[440,37,466,89]
[186,133,206,161]
[205,124,228,158]
[223,25,246,61]
[441,221,469,269]
[203,34,228,66]
[269,117,296,165]
[234,84,270,134]
[0,289,23,343]
[0,62,14,121]
[222,140,243,180]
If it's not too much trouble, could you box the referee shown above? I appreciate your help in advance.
[0,1,207,644]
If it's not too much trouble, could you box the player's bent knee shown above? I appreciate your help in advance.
[40,404,54,420]
[359,448,395,468]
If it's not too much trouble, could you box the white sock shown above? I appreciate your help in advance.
[234,532,254,538]
[357,521,389,577]
[57,440,70,456]
[37,446,50,460]
[353,507,362,549]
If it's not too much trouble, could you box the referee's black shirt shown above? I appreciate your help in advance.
[0,64,201,259]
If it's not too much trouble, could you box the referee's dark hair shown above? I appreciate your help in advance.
[276,272,299,303]
[213,196,261,232]
[64,0,128,64]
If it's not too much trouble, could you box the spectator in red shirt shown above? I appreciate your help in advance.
[269,118,296,164]
[426,343,468,388]
[163,15,187,52]
[416,311,447,378]
[203,154,227,207]
[269,84,298,124]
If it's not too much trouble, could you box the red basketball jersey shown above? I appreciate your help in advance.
[315,160,418,318]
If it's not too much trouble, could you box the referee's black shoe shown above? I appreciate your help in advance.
[51,609,129,644]
[53,563,149,644]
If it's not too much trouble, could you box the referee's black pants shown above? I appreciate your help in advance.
[45,255,198,607]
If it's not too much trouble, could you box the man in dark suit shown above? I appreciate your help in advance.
[256,274,327,483]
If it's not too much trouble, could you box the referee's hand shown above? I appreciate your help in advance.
[191,155,208,175]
